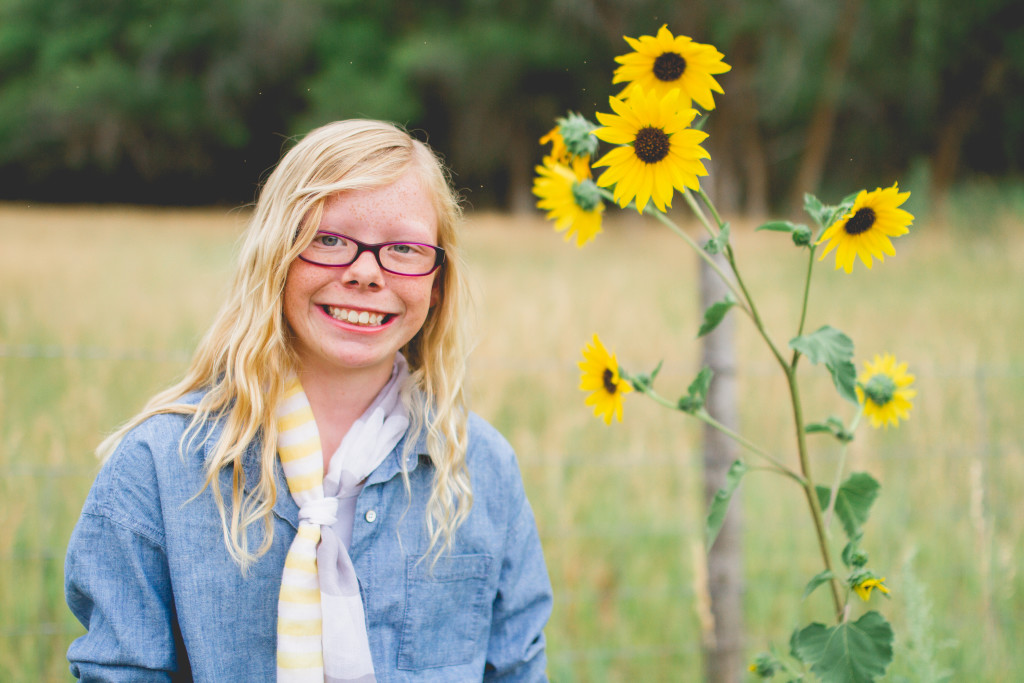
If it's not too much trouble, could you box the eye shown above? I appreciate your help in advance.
[391,243,412,254]
[314,232,342,247]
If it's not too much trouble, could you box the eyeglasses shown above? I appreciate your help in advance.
[298,231,445,276]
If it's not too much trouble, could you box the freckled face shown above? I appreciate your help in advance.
[283,168,440,384]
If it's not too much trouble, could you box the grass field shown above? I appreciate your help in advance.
[1,201,1022,681]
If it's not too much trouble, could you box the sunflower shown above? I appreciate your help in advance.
[817,183,914,273]
[613,25,731,111]
[853,576,890,601]
[540,114,598,179]
[856,353,916,429]
[592,87,710,213]
[579,334,632,424]
[533,159,604,247]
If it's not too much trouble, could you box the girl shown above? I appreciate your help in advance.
[65,120,552,682]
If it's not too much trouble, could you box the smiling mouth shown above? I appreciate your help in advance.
[323,305,393,327]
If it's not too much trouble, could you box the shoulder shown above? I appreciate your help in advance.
[83,393,218,538]
[464,412,527,504]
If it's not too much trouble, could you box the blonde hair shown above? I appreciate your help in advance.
[98,120,473,569]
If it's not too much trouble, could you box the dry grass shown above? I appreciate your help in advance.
[1,202,1022,681]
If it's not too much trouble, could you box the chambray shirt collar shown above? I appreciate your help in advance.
[213,420,430,532]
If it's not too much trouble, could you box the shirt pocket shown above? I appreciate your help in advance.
[397,553,495,670]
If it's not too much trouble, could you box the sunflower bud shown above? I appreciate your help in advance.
[862,373,897,406]
[558,113,600,158]
[748,652,780,678]
[572,178,603,212]
[791,224,813,247]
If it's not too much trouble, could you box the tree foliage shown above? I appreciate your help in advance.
[0,0,1020,205]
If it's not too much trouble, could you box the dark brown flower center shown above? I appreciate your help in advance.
[634,126,670,164]
[654,52,687,81]
[602,368,618,394]
[844,208,876,235]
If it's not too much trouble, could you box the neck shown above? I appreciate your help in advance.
[294,356,396,463]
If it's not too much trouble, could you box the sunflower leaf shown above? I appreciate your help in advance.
[628,360,663,392]
[829,359,859,404]
[792,611,894,683]
[803,193,829,228]
[697,293,736,337]
[706,459,747,549]
[678,366,714,414]
[802,570,836,600]
[805,415,854,442]
[815,472,880,540]
[756,220,798,233]
[703,222,731,255]
[790,326,854,366]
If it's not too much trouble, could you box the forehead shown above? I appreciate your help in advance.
[319,168,438,240]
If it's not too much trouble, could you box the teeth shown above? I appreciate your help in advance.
[326,306,386,326]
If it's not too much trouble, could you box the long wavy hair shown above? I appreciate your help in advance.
[97,120,473,569]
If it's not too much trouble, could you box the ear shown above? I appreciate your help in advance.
[430,276,441,307]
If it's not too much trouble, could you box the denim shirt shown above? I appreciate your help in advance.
[65,400,552,682]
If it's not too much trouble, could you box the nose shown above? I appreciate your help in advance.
[342,249,384,287]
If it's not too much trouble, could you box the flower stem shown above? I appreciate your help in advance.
[785,366,845,619]
[823,405,864,529]
[636,384,803,484]
[791,246,818,368]
[644,207,752,317]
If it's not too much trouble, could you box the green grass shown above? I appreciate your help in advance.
[1,202,1022,681]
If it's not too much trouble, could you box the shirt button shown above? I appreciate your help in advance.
[364,510,377,523]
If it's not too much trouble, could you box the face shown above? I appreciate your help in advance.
[283,166,441,386]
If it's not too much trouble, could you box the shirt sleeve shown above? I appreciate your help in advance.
[483,487,553,682]
[64,430,187,681]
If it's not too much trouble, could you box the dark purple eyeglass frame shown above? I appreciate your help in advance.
[298,230,446,276]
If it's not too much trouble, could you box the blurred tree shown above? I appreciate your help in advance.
[0,0,318,203]
[0,0,1020,207]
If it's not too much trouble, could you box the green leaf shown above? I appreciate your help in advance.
[816,472,881,539]
[703,222,731,254]
[790,326,857,402]
[790,326,854,366]
[830,359,859,404]
[628,360,663,392]
[802,570,836,600]
[793,612,894,683]
[678,366,714,414]
[697,293,736,337]
[804,193,828,227]
[705,459,747,549]
[805,415,853,442]
[756,220,798,233]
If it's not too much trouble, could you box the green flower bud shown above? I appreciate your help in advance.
[849,548,869,568]
[791,224,813,247]
[862,373,897,406]
[558,113,600,158]
[749,652,780,678]
[572,178,603,211]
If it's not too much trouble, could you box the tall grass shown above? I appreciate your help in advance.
[1,202,1021,681]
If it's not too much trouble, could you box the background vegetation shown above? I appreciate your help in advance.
[1,201,1022,680]
[0,0,1022,209]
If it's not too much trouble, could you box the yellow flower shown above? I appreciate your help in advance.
[817,183,914,273]
[592,87,710,213]
[613,25,731,111]
[853,576,890,601]
[533,159,604,248]
[540,114,598,179]
[856,354,916,429]
[579,334,632,424]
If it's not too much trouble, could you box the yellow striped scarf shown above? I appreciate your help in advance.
[276,376,376,683]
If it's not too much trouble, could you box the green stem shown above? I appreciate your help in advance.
[645,208,752,318]
[791,245,818,368]
[823,405,864,529]
[638,385,803,485]
[786,366,845,620]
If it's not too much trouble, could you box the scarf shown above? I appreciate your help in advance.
[276,355,410,682]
